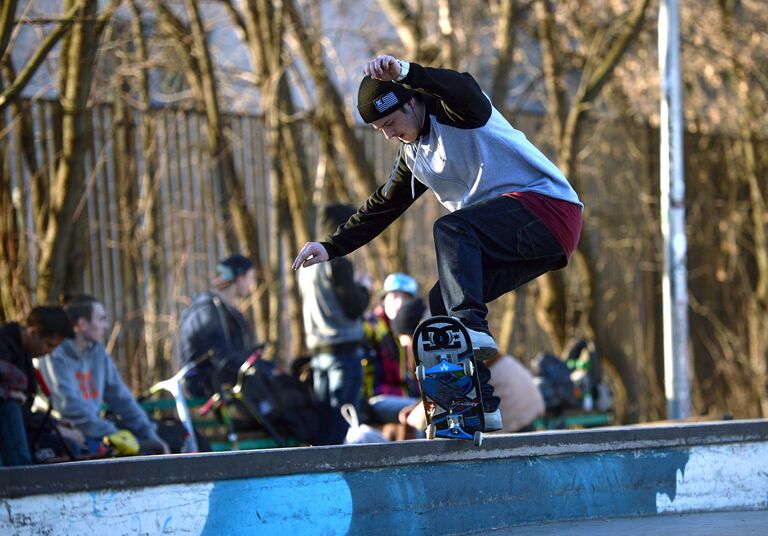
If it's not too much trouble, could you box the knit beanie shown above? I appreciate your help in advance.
[216,254,254,283]
[320,203,356,235]
[357,76,415,124]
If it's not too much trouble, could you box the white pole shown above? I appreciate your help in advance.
[659,0,691,419]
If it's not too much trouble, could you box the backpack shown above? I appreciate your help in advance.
[535,352,579,412]
[238,358,320,444]
[25,411,77,463]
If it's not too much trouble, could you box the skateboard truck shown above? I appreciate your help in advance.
[426,418,483,445]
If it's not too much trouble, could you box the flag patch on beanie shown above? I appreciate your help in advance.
[374,91,399,113]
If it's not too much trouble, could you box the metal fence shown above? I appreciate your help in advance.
[2,98,442,385]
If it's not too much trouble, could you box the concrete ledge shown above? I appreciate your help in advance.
[2,420,768,534]
[2,419,767,499]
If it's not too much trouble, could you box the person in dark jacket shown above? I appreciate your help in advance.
[0,306,73,466]
[293,55,583,432]
[179,254,258,397]
[297,203,371,445]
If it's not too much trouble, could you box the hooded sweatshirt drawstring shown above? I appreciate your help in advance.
[384,138,423,199]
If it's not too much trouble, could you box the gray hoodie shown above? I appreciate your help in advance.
[40,339,159,441]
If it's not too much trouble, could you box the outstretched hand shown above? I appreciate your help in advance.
[292,242,329,270]
[364,55,401,82]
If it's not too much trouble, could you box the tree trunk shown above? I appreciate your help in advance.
[128,0,168,381]
[489,0,517,108]
[36,0,102,303]
[533,0,650,338]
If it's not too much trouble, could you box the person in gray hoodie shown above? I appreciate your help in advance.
[293,55,583,432]
[39,295,168,455]
[298,203,371,445]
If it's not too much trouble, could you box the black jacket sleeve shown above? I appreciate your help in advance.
[400,62,492,128]
[320,156,427,259]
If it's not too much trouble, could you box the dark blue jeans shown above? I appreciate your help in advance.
[427,196,566,410]
[311,346,365,445]
[0,398,31,467]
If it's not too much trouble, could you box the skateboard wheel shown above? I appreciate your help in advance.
[416,365,426,382]
[463,360,474,377]
[473,431,483,447]
[426,424,436,440]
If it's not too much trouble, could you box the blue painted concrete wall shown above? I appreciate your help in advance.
[2,422,768,535]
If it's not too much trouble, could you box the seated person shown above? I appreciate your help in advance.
[366,298,428,440]
[485,352,545,433]
[39,295,168,455]
[361,273,421,422]
[178,254,258,397]
[378,272,419,323]
[369,297,425,424]
[1,306,75,466]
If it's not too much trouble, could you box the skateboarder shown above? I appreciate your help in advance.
[293,55,583,431]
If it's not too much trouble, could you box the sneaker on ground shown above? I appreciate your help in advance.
[483,408,503,432]
[464,327,498,360]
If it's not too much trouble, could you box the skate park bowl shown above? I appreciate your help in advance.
[2,420,767,534]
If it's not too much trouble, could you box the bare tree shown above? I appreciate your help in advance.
[489,0,519,107]
[0,1,84,318]
[531,0,651,420]
[36,0,121,303]
[150,0,277,347]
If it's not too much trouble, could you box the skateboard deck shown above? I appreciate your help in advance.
[412,316,485,446]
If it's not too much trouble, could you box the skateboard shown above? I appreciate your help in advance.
[412,316,485,446]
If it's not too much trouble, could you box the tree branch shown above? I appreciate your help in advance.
[0,0,17,64]
[95,0,123,40]
[490,0,517,108]
[581,0,651,104]
[377,0,420,57]
[534,0,565,143]
[0,1,82,113]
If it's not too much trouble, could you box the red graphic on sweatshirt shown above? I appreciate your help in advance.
[75,370,99,400]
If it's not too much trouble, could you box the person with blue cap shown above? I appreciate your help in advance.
[380,272,418,321]
[178,253,258,397]
[293,55,583,432]
[358,272,421,432]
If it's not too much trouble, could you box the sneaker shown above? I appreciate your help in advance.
[483,408,503,432]
[465,327,498,360]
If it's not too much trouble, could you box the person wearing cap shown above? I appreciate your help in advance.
[360,274,421,429]
[379,272,418,321]
[293,55,583,432]
[178,253,258,397]
[297,204,371,445]
[366,272,420,395]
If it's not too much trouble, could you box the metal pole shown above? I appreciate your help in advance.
[658,0,691,419]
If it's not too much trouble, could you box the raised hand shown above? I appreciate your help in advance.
[363,55,401,82]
